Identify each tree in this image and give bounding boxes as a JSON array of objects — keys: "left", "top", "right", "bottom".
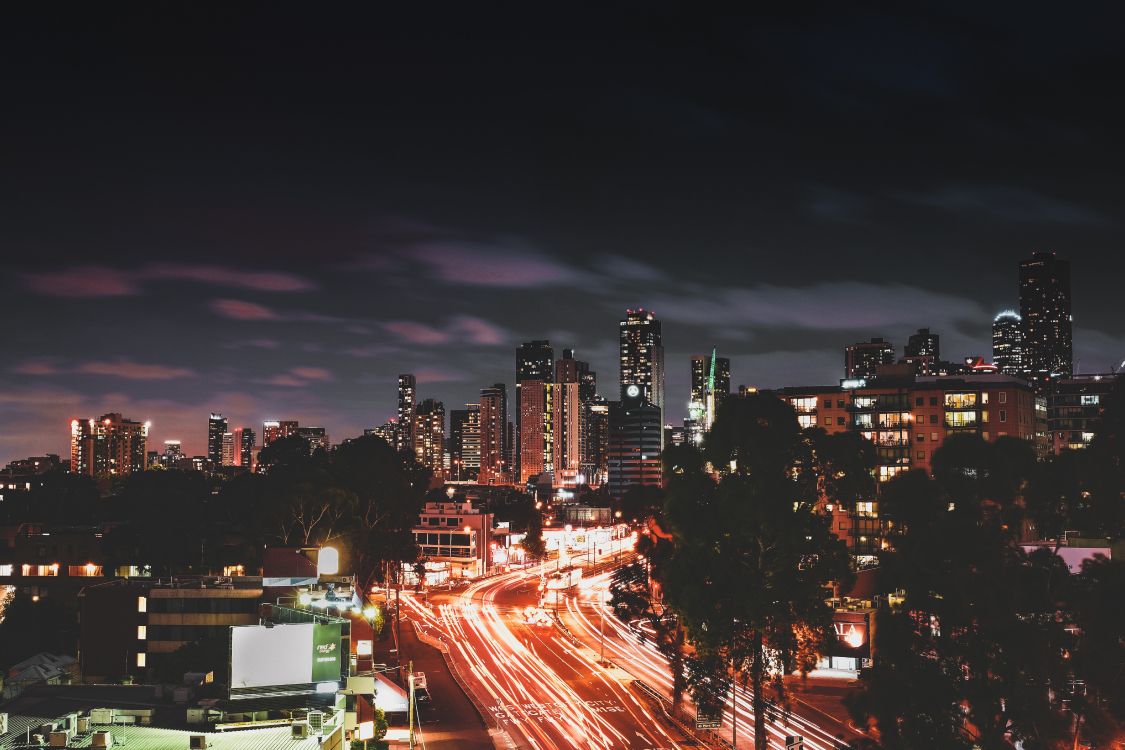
[
  {"left": 1070, "top": 557, "right": 1125, "bottom": 741},
  {"left": 618, "top": 484, "right": 664, "bottom": 524},
  {"left": 349, "top": 706, "right": 389, "bottom": 749},
  {"left": 0, "top": 593, "right": 77, "bottom": 670},
  {"left": 658, "top": 394, "right": 853, "bottom": 750}
]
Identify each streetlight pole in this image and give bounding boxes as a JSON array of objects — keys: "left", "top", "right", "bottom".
[
  {"left": 408, "top": 659, "right": 415, "bottom": 750},
  {"left": 599, "top": 589, "right": 606, "bottom": 664}
]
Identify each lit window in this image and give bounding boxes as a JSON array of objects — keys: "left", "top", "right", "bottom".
[
  {"left": 1081, "top": 395, "right": 1100, "bottom": 406},
  {"left": 136, "top": 652, "right": 146, "bottom": 668},
  {"left": 137, "top": 625, "right": 147, "bottom": 640},
  {"left": 944, "top": 392, "right": 977, "bottom": 409},
  {"left": 0, "top": 564, "right": 12, "bottom": 577},
  {"left": 137, "top": 596, "right": 147, "bottom": 613}
]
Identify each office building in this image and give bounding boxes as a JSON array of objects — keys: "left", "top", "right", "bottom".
[
  {"left": 904, "top": 328, "right": 940, "bottom": 360},
  {"left": 619, "top": 309, "right": 665, "bottom": 412},
  {"left": 397, "top": 374, "right": 417, "bottom": 454},
  {"left": 1047, "top": 374, "right": 1119, "bottom": 453},
  {"left": 262, "top": 419, "right": 298, "bottom": 446},
  {"left": 844, "top": 338, "right": 896, "bottom": 378},
  {"left": 478, "top": 383, "right": 509, "bottom": 485},
  {"left": 688, "top": 349, "right": 730, "bottom": 442},
  {"left": 1020, "top": 251, "right": 1073, "bottom": 392},
  {"left": 583, "top": 398, "right": 610, "bottom": 486},
  {"left": 607, "top": 393, "right": 662, "bottom": 499},
  {"left": 450, "top": 404, "right": 481, "bottom": 481},
  {"left": 516, "top": 340, "right": 554, "bottom": 484},
  {"left": 297, "top": 426, "right": 330, "bottom": 453},
  {"left": 413, "top": 399, "right": 445, "bottom": 474},
  {"left": 70, "top": 413, "right": 149, "bottom": 478},
  {"left": 207, "top": 413, "right": 227, "bottom": 465},
  {"left": 412, "top": 500, "right": 494, "bottom": 580},
  {"left": 992, "top": 311, "right": 1024, "bottom": 378}
]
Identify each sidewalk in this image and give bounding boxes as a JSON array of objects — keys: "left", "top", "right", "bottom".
[{"left": 376, "top": 616, "right": 494, "bottom": 750}]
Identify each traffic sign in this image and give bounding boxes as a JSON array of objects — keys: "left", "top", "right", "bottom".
[{"left": 695, "top": 715, "right": 722, "bottom": 730}]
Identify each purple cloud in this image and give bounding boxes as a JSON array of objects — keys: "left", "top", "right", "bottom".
[
  {"left": 452, "top": 315, "right": 507, "bottom": 345},
  {"left": 408, "top": 242, "right": 585, "bottom": 287},
  {"left": 383, "top": 321, "right": 451, "bottom": 345},
  {"left": 383, "top": 315, "right": 507, "bottom": 347},
  {"left": 12, "top": 360, "right": 61, "bottom": 375},
  {"left": 24, "top": 263, "right": 314, "bottom": 298},
  {"left": 210, "top": 299, "right": 279, "bottom": 320},
  {"left": 77, "top": 359, "right": 195, "bottom": 380},
  {"left": 415, "top": 367, "right": 468, "bottom": 384},
  {"left": 259, "top": 366, "right": 334, "bottom": 387}
]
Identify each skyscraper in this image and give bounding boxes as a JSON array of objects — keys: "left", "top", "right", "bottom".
[
  {"left": 71, "top": 413, "right": 149, "bottom": 478},
  {"left": 1019, "top": 251, "right": 1073, "bottom": 392},
  {"left": 478, "top": 383, "right": 508, "bottom": 485},
  {"left": 844, "top": 338, "right": 895, "bottom": 378},
  {"left": 397, "top": 374, "right": 417, "bottom": 454},
  {"left": 904, "top": 328, "right": 940, "bottom": 360},
  {"left": 413, "top": 398, "right": 445, "bottom": 475},
  {"left": 207, "top": 413, "right": 227, "bottom": 465},
  {"left": 619, "top": 309, "right": 665, "bottom": 411},
  {"left": 992, "top": 311, "right": 1024, "bottom": 377},
  {"left": 551, "top": 355, "right": 582, "bottom": 486},
  {"left": 234, "top": 427, "right": 255, "bottom": 468},
  {"left": 607, "top": 393, "right": 662, "bottom": 500},
  {"left": 516, "top": 340, "right": 553, "bottom": 484},
  {"left": 450, "top": 404, "right": 481, "bottom": 481},
  {"left": 689, "top": 349, "right": 731, "bottom": 440}
]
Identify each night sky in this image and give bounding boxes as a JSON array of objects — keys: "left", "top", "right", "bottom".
[{"left": 3, "top": 4, "right": 1124, "bottom": 463}]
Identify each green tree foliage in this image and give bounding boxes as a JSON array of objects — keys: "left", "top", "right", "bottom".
[
  {"left": 850, "top": 434, "right": 1074, "bottom": 750},
  {"left": 618, "top": 484, "right": 664, "bottom": 524},
  {"left": 657, "top": 394, "right": 853, "bottom": 750}
]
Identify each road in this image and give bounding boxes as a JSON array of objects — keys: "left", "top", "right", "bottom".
[
  {"left": 562, "top": 569, "right": 869, "bottom": 750},
  {"left": 400, "top": 568, "right": 685, "bottom": 750}
]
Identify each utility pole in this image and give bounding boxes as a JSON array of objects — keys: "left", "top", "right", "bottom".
[
  {"left": 599, "top": 589, "right": 606, "bottom": 664},
  {"left": 408, "top": 659, "right": 415, "bottom": 750},
  {"left": 731, "top": 680, "right": 737, "bottom": 749}
]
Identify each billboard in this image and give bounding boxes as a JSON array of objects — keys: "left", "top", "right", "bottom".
[{"left": 230, "top": 622, "right": 343, "bottom": 695}]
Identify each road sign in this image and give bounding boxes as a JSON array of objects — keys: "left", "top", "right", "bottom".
[
  {"left": 786, "top": 735, "right": 804, "bottom": 750},
  {"left": 695, "top": 715, "right": 722, "bottom": 730}
]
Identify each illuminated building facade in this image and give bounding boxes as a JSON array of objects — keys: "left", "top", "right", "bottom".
[
  {"left": 1020, "top": 251, "right": 1073, "bottom": 393},
  {"left": 413, "top": 399, "right": 445, "bottom": 474},
  {"left": 619, "top": 309, "right": 665, "bottom": 416},
  {"left": 687, "top": 349, "right": 730, "bottom": 443},
  {"left": 607, "top": 392, "right": 662, "bottom": 499},
  {"left": 397, "top": 373, "right": 417, "bottom": 454},
  {"left": 516, "top": 340, "right": 553, "bottom": 484},
  {"left": 206, "top": 413, "right": 226, "bottom": 466},
  {"left": 992, "top": 311, "right": 1024, "bottom": 377},
  {"left": 478, "top": 383, "right": 508, "bottom": 485},
  {"left": 70, "top": 412, "right": 149, "bottom": 478},
  {"left": 1047, "top": 374, "right": 1118, "bottom": 453},
  {"left": 297, "top": 426, "right": 330, "bottom": 453},
  {"left": 844, "top": 338, "right": 895, "bottom": 378},
  {"left": 262, "top": 419, "right": 298, "bottom": 446},
  {"left": 776, "top": 372, "right": 1040, "bottom": 557},
  {"left": 412, "top": 500, "right": 494, "bottom": 579},
  {"left": 583, "top": 398, "right": 610, "bottom": 486},
  {"left": 450, "top": 404, "right": 481, "bottom": 481}
]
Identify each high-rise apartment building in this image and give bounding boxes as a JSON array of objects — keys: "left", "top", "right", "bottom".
[
  {"left": 207, "top": 413, "right": 227, "bottom": 465},
  {"left": 584, "top": 398, "right": 610, "bottom": 486},
  {"left": 619, "top": 309, "right": 665, "bottom": 411},
  {"left": 221, "top": 431, "right": 236, "bottom": 466},
  {"left": 992, "top": 311, "right": 1024, "bottom": 377},
  {"left": 70, "top": 413, "right": 149, "bottom": 478},
  {"left": 1019, "top": 251, "right": 1073, "bottom": 392},
  {"left": 478, "top": 383, "right": 508, "bottom": 485},
  {"left": 688, "top": 349, "right": 731, "bottom": 442},
  {"left": 516, "top": 341, "right": 554, "bottom": 484},
  {"left": 450, "top": 405, "right": 481, "bottom": 481},
  {"left": 296, "top": 426, "right": 330, "bottom": 453},
  {"left": 397, "top": 374, "right": 418, "bottom": 454},
  {"left": 413, "top": 399, "right": 445, "bottom": 475},
  {"left": 904, "top": 328, "right": 940, "bottom": 360},
  {"left": 235, "top": 427, "right": 255, "bottom": 468},
  {"left": 844, "top": 338, "right": 896, "bottom": 378},
  {"left": 607, "top": 393, "right": 662, "bottom": 500},
  {"left": 262, "top": 419, "right": 298, "bottom": 447}
]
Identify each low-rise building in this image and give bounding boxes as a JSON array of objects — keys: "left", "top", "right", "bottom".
[
  {"left": 1046, "top": 373, "right": 1119, "bottom": 453},
  {"left": 411, "top": 500, "right": 493, "bottom": 580}
]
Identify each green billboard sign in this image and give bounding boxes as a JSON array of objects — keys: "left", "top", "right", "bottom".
[{"left": 311, "top": 622, "right": 342, "bottom": 682}]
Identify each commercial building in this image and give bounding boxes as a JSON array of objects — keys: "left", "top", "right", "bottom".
[
  {"left": 904, "top": 328, "right": 939, "bottom": 360},
  {"left": 478, "top": 383, "right": 509, "bottom": 485},
  {"left": 1019, "top": 251, "right": 1073, "bottom": 393},
  {"left": 583, "top": 399, "right": 610, "bottom": 487},
  {"left": 844, "top": 338, "right": 895, "bottom": 378},
  {"left": 516, "top": 340, "right": 554, "bottom": 484},
  {"left": 619, "top": 309, "right": 665, "bottom": 418},
  {"left": 262, "top": 419, "right": 298, "bottom": 447},
  {"left": 687, "top": 349, "right": 730, "bottom": 443},
  {"left": 449, "top": 404, "right": 481, "bottom": 481},
  {"left": 775, "top": 371, "right": 1041, "bottom": 557},
  {"left": 396, "top": 373, "right": 417, "bottom": 454},
  {"left": 412, "top": 399, "right": 445, "bottom": 474},
  {"left": 296, "top": 426, "right": 330, "bottom": 454},
  {"left": 411, "top": 500, "right": 494, "bottom": 579},
  {"left": 207, "top": 414, "right": 227, "bottom": 466},
  {"left": 992, "top": 311, "right": 1024, "bottom": 377},
  {"left": 607, "top": 393, "right": 662, "bottom": 499},
  {"left": 70, "top": 413, "right": 149, "bottom": 478},
  {"left": 1047, "top": 374, "right": 1119, "bottom": 453}
]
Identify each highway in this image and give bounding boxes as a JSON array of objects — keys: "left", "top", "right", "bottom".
[
  {"left": 563, "top": 569, "right": 866, "bottom": 750},
  {"left": 400, "top": 568, "right": 685, "bottom": 750}
]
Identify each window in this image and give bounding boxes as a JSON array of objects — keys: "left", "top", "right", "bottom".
[
  {"left": 837, "top": 400, "right": 846, "bottom": 408},
  {"left": 136, "top": 653, "right": 146, "bottom": 668},
  {"left": 944, "top": 392, "right": 977, "bottom": 409},
  {"left": 824, "top": 417, "right": 832, "bottom": 426},
  {"left": 797, "top": 415, "right": 815, "bottom": 428},
  {"left": 916, "top": 434, "right": 925, "bottom": 442},
  {"left": 0, "top": 564, "right": 12, "bottom": 576},
  {"left": 1081, "top": 395, "right": 1100, "bottom": 406},
  {"left": 931, "top": 432, "right": 939, "bottom": 441},
  {"left": 856, "top": 501, "right": 875, "bottom": 517},
  {"left": 929, "top": 414, "right": 938, "bottom": 424},
  {"left": 837, "top": 416, "right": 846, "bottom": 425},
  {"left": 137, "top": 596, "right": 147, "bottom": 613},
  {"left": 878, "top": 466, "right": 906, "bottom": 482},
  {"left": 929, "top": 397, "right": 938, "bottom": 406},
  {"left": 22, "top": 564, "right": 59, "bottom": 576},
  {"left": 999, "top": 410, "right": 1007, "bottom": 423},
  {"left": 791, "top": 397, "right": 816, "bottom": 414},
  {"left": 68, "top": 564, "right": 103, "bottom": 577},
  {"left": 945, "top": 411, "right": 979, "bottom": 428},
  {"left": 916, "top": 397, "right": 924, "bottom": 406},
  {"left": 853, "top": 413, "right": 873, "bottom": 428},
  {"left": 999, "top": 392, "right": 1008, "bottom": 404},
  {"left": 137, "top": 626, "right": 147, "bottom": 640},
  {"left": 824, "top": 399, "right": 832, "bottom": 408},
  {"left": 917, "top": 451, "right": 926, "bottom": 460}
]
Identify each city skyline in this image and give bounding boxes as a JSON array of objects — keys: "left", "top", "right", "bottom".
[{"left": 4, "top": 5, "right": 1125, "bottom": 463}]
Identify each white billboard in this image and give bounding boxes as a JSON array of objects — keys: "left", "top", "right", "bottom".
[{"left": 230, "top": 623, "right": 315, "bottom": 689}]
